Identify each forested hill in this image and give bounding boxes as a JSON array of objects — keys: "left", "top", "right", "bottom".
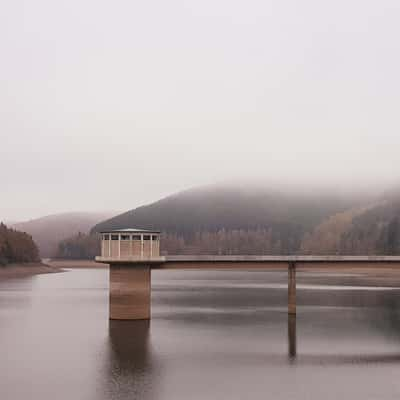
[
  {"left": 338, "top": 195, "right": 400, "bottom": 255},
  {"left": 91, "top": 185, "right": 364, "bottom": 255},
  {"left": 297, "top": 187, "right": 400, "bottom": 255},
  {"left": 0, "top": 223, "right": 40, "bottom": 265}
]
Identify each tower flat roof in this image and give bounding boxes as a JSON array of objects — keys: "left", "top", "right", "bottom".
[{"left": 100, "top": 228, "right": 161, "bottom": 234}]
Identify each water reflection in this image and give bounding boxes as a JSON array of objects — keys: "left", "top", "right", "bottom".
[
  {"left": 295, "top": 352, "right": 400, "bottom": 365},
  {"left": 3, "top": 268, "right": 400, "bottom": 400},
  {"left": 286, "top": 293, "right": 400, "bottom": 361},
  {"left": 379, "top": 295, "right": 400, "bottom": 339},
  {"left": 105, "top": 320, "right": 158, "bottom": 400},
  {"left": 0, "top": 275, "right": 35, "bottom": 313},
  {"left": 288, "top": 314, "right": 296, "bottom": 360}
]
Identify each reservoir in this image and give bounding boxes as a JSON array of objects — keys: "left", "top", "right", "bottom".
[{"left": 1, "top": 268, "right": 400, "bottom": 399}]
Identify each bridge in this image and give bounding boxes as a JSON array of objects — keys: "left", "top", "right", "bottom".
[
  {"left": 96, "top": 229, "right": 400, "bottom": 357},
  {"left": 96, "top": 228, "right": 400, "bottom": 320},
  {"left": 95, "top": 230, "right": 400, "bottom": 322},
  {"left": 96, "top": 252, "right": 400, "bottom": 319},
  {"left": 96, "top": 228, "right": 400, "bottom": 358}
]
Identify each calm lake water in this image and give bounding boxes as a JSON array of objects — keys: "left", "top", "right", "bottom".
[{"left": 2, "top": 268, "right": 400, "bottom": 399}]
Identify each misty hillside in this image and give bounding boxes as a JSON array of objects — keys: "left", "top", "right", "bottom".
[
  {"left": 300, "top": 188, "right": 400, "bottom": 255},
  {"left": 92, "top": 185, "right": 367, "bottom": 254},
  {"left": 339, "top": 196, "right": 400, "bottom": 255},
  {"left": 13, "top": 212, "right": 117, "bottom": 257}
]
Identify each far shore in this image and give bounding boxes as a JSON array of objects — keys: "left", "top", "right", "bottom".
[
  {"left": 43, "top": 259, "right": 400, "bottom": 287},
  {"left": 44, "top": 259, "right": 107, "bottom": 269},
  {"left": 2, "top": 259, "right": 400, "bottom": 288},
  {"left": 0, "top": 263, "right": 64, "bottom": 281},
  {"left": 0, "top": 259, "right": 105, "bottom": 282}
]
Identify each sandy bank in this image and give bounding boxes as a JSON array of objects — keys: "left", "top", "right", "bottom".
[
  {"left": 0, "top": 263, "right": 63, "bottom": 281},
  {"left": 45, "top": 259, "right": 107, "bottom": 269}
]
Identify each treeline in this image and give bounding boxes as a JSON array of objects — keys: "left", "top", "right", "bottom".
[
  {"left": 57, "top": 214, "right": 400, "bottom": 259},
  {"left": 56, "top": 232, "right": 100, "bottom": 259},
  {"left": 0, "top": 223, "right": 40, "bottom": 265},
  {"left": 56, "top": 192, "right": 400, "bottom": 258},
  {"left": 55, "top": 228, "right": 312, "bottom": 258},
  {"left": 162, "top": 229, "right": 299, "bottom": 255},
  {"left": 55, "top": 218, "right": 400, "bottom": 259}
]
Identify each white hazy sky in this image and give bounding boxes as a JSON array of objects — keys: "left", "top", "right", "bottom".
[{"left": 1, "top": 0, "right": 400, "bottom": 221}]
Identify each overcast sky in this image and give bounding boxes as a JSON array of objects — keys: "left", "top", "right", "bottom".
[{"left": 1, "top": 0, "right": 400, "bottom": 221}]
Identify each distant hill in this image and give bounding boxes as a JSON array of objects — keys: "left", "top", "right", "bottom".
[
  {"left": 13, "top": 212, "right": 117, "bottom": 257},
  {"left": 92, "top": 184, "right": 367, "bottom": 255}
]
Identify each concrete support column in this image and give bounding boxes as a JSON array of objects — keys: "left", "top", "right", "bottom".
[
  {"left": 109, "top": 264, "right": 151, "bottom": 320},
  {"left": 118, "top": 235, "right": 121, "bottom": 259},
  {"left": 288, "top": 261, "right": 296, "bottom": 315}
]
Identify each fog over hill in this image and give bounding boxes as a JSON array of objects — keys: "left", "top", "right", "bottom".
[
  {"left": 92, "top": 184, "right": 376, "bottom": 255},
  {"left": 13, "top": 212, "right": 117, "bottom": 257}
]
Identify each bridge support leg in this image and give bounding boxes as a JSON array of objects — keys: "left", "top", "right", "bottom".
[
  {"left": 288, "top": 261, "right": 296, "bottom": 315},
  {"left": 109, "top": 264, "right": 151, "bottom": 320}
]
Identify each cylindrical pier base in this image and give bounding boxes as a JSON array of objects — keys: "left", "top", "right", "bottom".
[
  {"left": 109, "top": 264, "right": 151, "bottom": 320},
  {"left": 288, "top": 262, "right": 296, "bottom": 315}
]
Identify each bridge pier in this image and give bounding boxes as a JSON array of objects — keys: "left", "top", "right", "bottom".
[
  {"left": 288, "top": 262, "right": 296, "bottom": 315},
  {"left": 108, "top": 261, "right": 297, "bottom": 320},
  {"left": 109, "top": 264, "right": 151, "bottom": 320}
]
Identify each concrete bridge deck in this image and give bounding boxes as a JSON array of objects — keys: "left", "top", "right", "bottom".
[{"left": 96, "top": 255, "right": 400, "bottom": 266}]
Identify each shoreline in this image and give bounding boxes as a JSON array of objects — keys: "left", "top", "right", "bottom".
[
  {"left": 0, "top": 263, "right": 64, "bottom": 281},
  {"left": 1, "top": 260, "right": 400, "bottom": 288},
  {"left": 44, "top": 259, "right": 107, "bottom": 269},
  {"left": 9, "top": 259, "right": 400, "bottom": 288}
]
